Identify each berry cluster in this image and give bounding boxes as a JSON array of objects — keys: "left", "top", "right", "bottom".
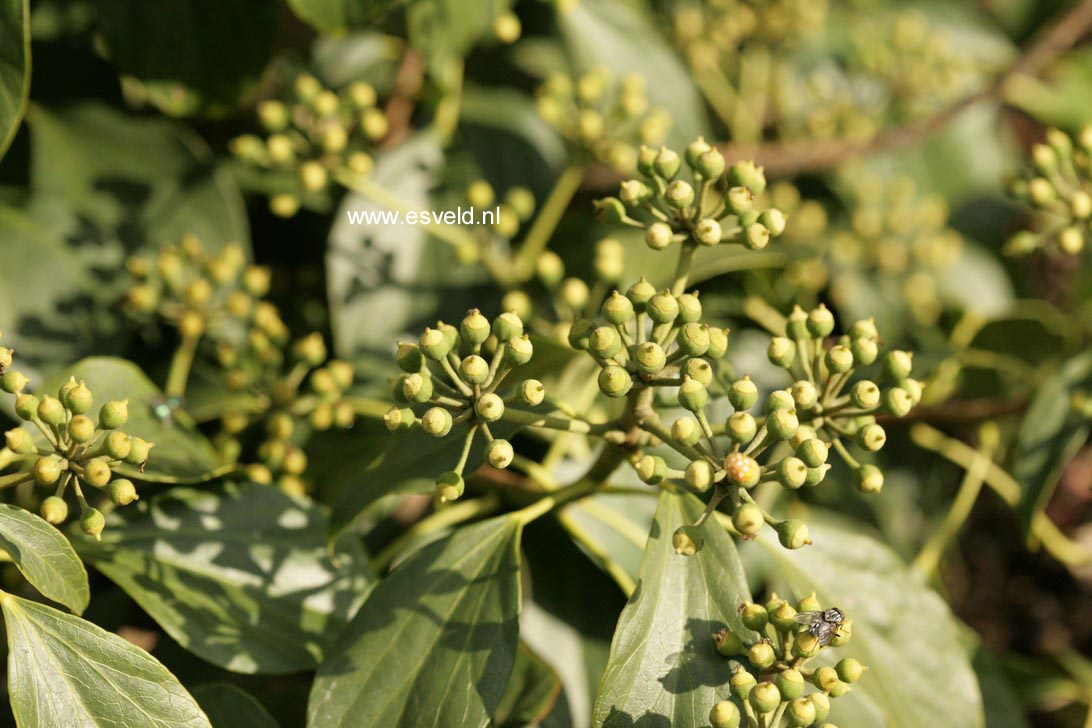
[
  {"left": 597, "top": 139, "right": 786, "bottom": 255},
  {"left": 386, "top": 310, "right": 545, "bottom": 502},
  {"left": 708, "top": 594, "right": 865, "bottom": 728},
  {"left": 1007, "top": 126, "right": 1092, "bottom": 257},
  {"left": 229, "top": 71, "right": 385, "bottom": 217},
  {"left": 1, "top": 339, "right": 146, "bottom": 539},
  {"left": 536, "top": 68, "right": 672, "bottom": 172}
]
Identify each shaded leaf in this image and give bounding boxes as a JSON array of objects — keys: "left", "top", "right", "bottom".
[
  {"left": 308, "top": 515, "right": 522, "bottom": 728},
  {"left": 192, "top": 683, "right": 278, "bottom": 728},
  {"left": 750, "top": 516, "right": 984, "bottom": 728},
  {"left": 43, "top": 357, "right": 228, "bottom": 483},
  {"left": 494, "top": 642, "right": 563, "bottom": 727},
  {"left": 0, "top": 0, "right": 29, "bottom": 159},
  {"left": 592, "top": 491, "right": 754, "bottom": 727},
  {"left": 557, "top": 491, "right": 656, "bottom": 595},
  {"left": 1013, "top": 351, "right": 1092, "bottom": 538},
  {"left": 77, "top": 482, "right": 375, "bottom": 674},
  {"left": 2, "top": 593, "right": 211, "bottom": 727},
  {"left": 287, "top": 0, "right": 396, "bottom": 34},
  {"left": 0, "top": 504, "right": 88, "bottom": 614},
  {"left": 406, "top": 0, "right": 509, "bottom": 78}
]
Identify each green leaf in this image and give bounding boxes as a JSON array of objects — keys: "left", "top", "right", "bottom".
[
  {"left": 1013, "top": 351, "right": 1092, "bottom": 538},
  {"left": 557, "top": 491, "right": 655, "bottom": 595},
  {"left": 749, "top": 516, "right": 985, "bottom": 728},
  {"left": 0, "top": 504, "right": 88, "bottom": 615},
  {"left": 557, "top": 0, "right": 710, "bottom": 150},
  {"left": 0, "top": 0, "right": 29, "bottom": 159},
  {"left": 42, "top": 357, "right": 228, "bottom": 483},
  {"left": 494, "top": 642, "right": 563, "bottom": 727},
  {"left": 77, "top": 482, "right": 375, "bottom": 675},
  {"left": 308, "top": 515, "right": 522, "bottom": 728},
  {"left": 287, "top": 0, "right": 396, "bottom": 34},
  {"left": 406, "top": 0, "right": 510, "bottom": 77},
  {"left": 192, "top": 684, "right": 277, "bottom": 728},
  {"left": 326, "top": 133, "right": 487, "bottom": 367},
  {"left": 2, "top": 593, "right": 211, "bottom": 727},
  {"left": 592, "top": 491, "right": 755, "bottom": 727},
  {"left": 28, "top": 103, "right": 250, "bottom": 251},
  {"left": 94, "top": 0, "right": 274, "bottom": 117}
]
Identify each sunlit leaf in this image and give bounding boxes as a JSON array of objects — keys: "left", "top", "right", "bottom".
[
  {"left": 0, "top": 0, "right": 29, "bottom": 159},
  {"left": 0, "top": 504, "right": 89, "bottom": 614}
]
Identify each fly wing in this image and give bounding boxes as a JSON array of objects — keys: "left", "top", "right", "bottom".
[{"left": 793, "top": 611, "right": 821, "bottom": 626}]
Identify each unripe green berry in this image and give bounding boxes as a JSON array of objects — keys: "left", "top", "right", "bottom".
[
  {"left": 402, "top": 373, "right": 434, "bottom": 404},
  {"left": 900, "top": 377, "right": 923, "bottom": 406},
  {"left": 851, "top": 381, "right": 881, "bottom": 410},
  {"left": 14, "top": 394, "right": 39, "bottom": 421},
  {"left": 4, "top": 428, "right": 34, "bottom": 454},
  {"left": 593, "top": 197, "right": 627, "bottom": 224},
  {"left": 647, "top": 291, "right": 679, "bottom": 324},
  {"left": 635, "top": 455, "right": 667, "bottom": 485},
  {"left": 851, "top": 337, "right": 879, "bottom": 366},
  {"left": 677, "top": 323, "right": 710, "bottom": 357},
  {"left": 108, "top": 479, "right": 139, "bottom": 506},
  {"left": 850, "top": 318, "right": 879, "bottom": 341},
  {"left": 883, "top": 350, "right": 914, "bottom": 380},
  {"left": 644, "top": 222, "right": 673, "bottom": 250},
  {"left": 40, "top": 496, "right": 68, "bottom": 525},
  {"left": 856, "top": 423, "right": 887, "bottom": 452},
  {"left": 67, "top": 415, "right": 96, "bottom": 444},
  {"left": 475, "top": 393, "right": 505, "bottom": 422},
  {"left": 460, "top": 355, "right": 490, "bottom": 385},
  {"left": 776, "top": 519, "right": 811, "bottom": 549},
  {"left": 809, "top": 692, "right": 831, "bottom": 722},
  {"left": 725, "top": 186, "right": 754, "bottom": 215},
  {"left": 125, "top": 437, "right": 153, "bottom": 466},
  {"left": 709, "top": 700, "right": 740, "bottom": 728},
  {"left": 421, "top": 407, "right": 454, "bottom": 437},
  {"left": 665, "top": 180, "right": 694, "bottom": 209},
  {"left": 677, "top": 377, "right": 708, "bottom": 412},
  {"left": 749, "top": 681, "right": 780, "bottom": 714},
  {"left": 767, "top": 409, "right": 799, "bottom": 440},
  {"left": 80, "top": 508, "right": 106, "bottom": 540},
  {"left": 684, "top": 358, "right": 713, "bottom": 386},
  {"left": 620, "top": 179, "right": 651, "bottom": 207},
  {"left": 1, "top": 370, "right": 28, "bottom": 393},
  {"left": 759, "top": 208, "right": 787, "bottom": 237},
  {"left": 825, "top": 345, "right": 854, "bottom": 374},
  {"left": 84, "top": 457, "right": 112, "bottom": 487},
  {"left": 536, "top": 252, "right": 564, "bottom": 287},
  {"left": 796, "top": 439, "right": 828, "bottom": 467},
  {"left": 713, "top": 627, "right": 744, "bottom": 657},
  {"left": 684, "top": 460, "right": 714, "bottom": 492},
  {"left": 740, "top": 602, "right": 768, "bottom": 631},
  {"left": 695, "top": 147, "right": 726, "bottom": 178},
  {"left": 856, "top": 464, "right": 884, "bottom": 494},
  {"left": 777, "top": 669, "right": 806, "bottom": 701},
  {"left": 707, "top": 328, "right": 729, "bottom": 359},
  {"left": 733, "top": 503, "right": 765, "bottom": 535},
  {"left": 435, "top": 471, "right": 464, "bottom": 503},
  {"left": 807, "top": 304, "right": 835, "bottom": 338},
  {"left": 487, "top": 439, "right": 515, "bottom": 469},
  {"left": 505, "top": 335, "right": 534, "bottom": 366},
  {"left": 654, "top": 147, "right": 681, "bottom": 178},
  {"left": 567, "top": 319, "right": 595, "bottom": 350},
  {"left": 786, "top": 698, "right": 817, "bottom": 727},
  {"left": 777, "top": 457, "right": 808, "bottom": 489},
  {"left": 767, "top": 337, "right": 796, "bottom": 368},
  {"left": 747, "top": 640, "right": 777, "bottom": 670},
  {"left": 786, "top": 306, "right": 808, "bottom": 340},
  {"left": 38, "top": 396, "right": 66, "bottom": 428},
  {"left": 492, "top": 312, "right": 524, "bottom": 342},
  {"left": 395, "top": 343, "right": 425, "bottom": 373},
  {"left": 726, "top": 412, "right": 758, "bottom": 444},
  {"left": 694, "top": 218, "right": 722, "bottom": 246},
  {"left": 34, "top": 456, "right": 63, "bottom": 485},
  {"left": 590, "top": 327, "right": 623, "bottom": 359},
  {"left": 672, "top": 525, "right": 704, "bottom": 555},
  {"left": 598, "top": 365, "right": 632, "bottom": 398},
  {"left": 790, "top": 425, "right": 818, "bottom": 449},
  {"left": 791, "top": 380, "right": 818, "bottom": 410},
  {"left": 729, "top": 377, "right": 758, "bottom": 410},
  {"left": 730, "top": 667, "right": 757, "bottom": 700},
  {"left": 99, "top": 400, "right": 129, "bottom": 430},
  {"left": 677, "top": 293, "right": 702, "bottom": 323},
  {"left": 836, "top": 657, "right": 867, "bottom": 684},
  {"left": 685, "top": 137, "right": 712, "bottom": 167},
  {"left": 882, "top": 387, "right": 913, "bottom": 417},
  {"left": 384, "top": 406, "right": 416, "bottom": 433},
  {"left": 461, "top": 309, "right": 491, "bottom": 346},
  {"left": 626, "top": 277, "right": 656, "bottom": 310},
  {"left": 806, "top": 464, "right": 831, "bottom": 486},
  {"left": 672, "top": 417, "right": 701, "bottom": 446},
  {"left": 602, "top": 291, "right": 635, "bottom": 324},
  {"left": 64, "top": 380, "right": 93, "bottom": 415},
  {"left": 635, "top": 342, "right": 667, "bottom": 375},
  {"left": 419, "top": 327, "right": 452, "bottom": 360},
  {"left": 744, "top": 223, "right": 770, "bottom": 250},
  {"left": 728, "top": 161, "right": 766, "bottom": 195},
  {"left": 519, "top": 379, "right": 545, "bottom": 406}
]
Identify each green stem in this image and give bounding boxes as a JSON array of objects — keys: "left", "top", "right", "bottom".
[
  {"left": 830, "top": 437, "right": 861, "bottom": 470},
  {"left": 909, "top": 423, "right": 1020, "bottom": 506},
  {"left": 0, "top": 471, "right": 32, "bottom": 489},
  {"left": 671, "top": 242, "right": 698, "bottom": 296},
  {"left": 165, "top": 333, "right": 201, "bottom": 398},
  {"left": 513, "top": 164, "right": 586, "bottom": 280},
  {"left": 433, "top": 57, "right": 464, "bottom": 144},
  {"left": 346, "top": 397, "right": 392, "bottom": 419},
  {"left": 501, "top": 407, "right": 611, "bottom": 435},
  {"left": 767, "top": 702, "right": 788, "bottom": 728},
  {"left": 373, "top": 494, "right": 500, "bottom": 571},
  {"left": 512, "top": 446, "right": 625, "bottom": 526}
]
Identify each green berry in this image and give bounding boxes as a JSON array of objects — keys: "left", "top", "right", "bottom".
[
  {"left": 598, "top": 365, "right": 633, "bottom": 398},
  {"left": 809, "top": 693, "right": 831, "bottom": 722},
  {"left": 677, "top": 293, "right": 702, "bottom": 322},
  {"left": 786, "top": 698, "right": 817, "bottom": 727},
  {"left": 492, "top": 312, "right": 524, "bottom": 342},
  {"left": 626, "top": 277, "right": 657, "bottom": 311},
  {"left": 0, "top": 370, "right": 29, "bottom": 393},
  {"left": 567, "top": 319, "right": 595, "bottom": 350},
  {"left": 67, "top": 415, "right": 96, "bottom": 444},
  {"left": 505, "top": 335, "right": 534, "bottom": 366},
  {"left": 776, "top": 519, "right": 811, "bottom": 549},
  {"left": 38, "top": 396, "right": 66, "bottom": 428},
  {"left": 851, "top": 337, "right": 879, "bottom": 366},
  {"left": 851, "top": 380, "right": 881, "bottom": 410},
  {"left": 460, "top": 355, "right": 490, "bottom": 385},
  {"left": 740, "top": 602, "right": 768, "bottom": 631},
  {"left": 4, "top": 428, "right": 34, "bottom": 454},
  {"left": 836, "top": 658, "right": 867, "bottom": 683},
  {"left": 730, "top": 667, "right": 757, "bottom": 700},
  {"left": 124, "top": 437, "right": 153, "bottom": 466},
  {"left": 460, "top": 309, "right": 491, "bottom": 346},
  {"left": 694, "top": 218, "right": 722, "bottom": 245},
  {"left": 107, "top": 479, "right": 139, "bottom": 506},
  {"left": 777, "top": 669, "right": 806, "bottom": 701},
  {"left": 519, "top": 379, "right": 546, "bottom": 406},
  {"left": 777, "top": 457, "right": 808, "bottom": 489},
  {"left": 435, "top": 471, "right": 464, "bottom": 502},
  {"left": 883, "top": 350, "right": 914, "bottom": 380},
  {"left": 64, "top": 380, "right": 93, "bottom": 415},
  {"left": 707, "top": 327, "right": 729, "bottom": 358},
  {"left": 791, "top": 380, "right": 818, "bottom": 410},
  {"left": 807, "top": 304, "right": 835, "bottom": 338},
  {"left": 684, "top": 460, "right": 714, "bottom": 492},
  {"left": 635, "top": 342, "right": 667, "bottom": 375},
  {"left": 684, "top": 358, "right": 713, "bottom": 386},
  {"left": 856, "top": 423, "right": 887, "bottom": 451},
  {"left": 856, "top": 464, "right": 884, "bottom": 494},
  {"left": 602, "top": 291, "right": 635, "bottom": 324},
  {"left": 677, "top": 323, "right": 710, "bottom": 357},
  {"left": 421, "top": 407, "right": 454, "bottom": 437},
  {"left": 729, "top": 377, "right": 758, "bottom": 410},
  {"left": 103, "top": 431, "right": 132, "bottom": 460},
  {"left": 486, "top": 439, "right": 514, "bottom": 469},
  {"left": 654, "top": 147, "right": 681, "bottom": 177},
  {"left": 475, "top": 393, "right": 505, "bottom": 422},
  {"left": 709, "top": 701, "right": 740, "bottom": 728},
  {"left": 767, "top": 409, "right": 799, "bottom": 440},
  {"left": 727, "top": 412, "right": 758, "bottom": 443},
  {"left": 84, "top": 458, "right": 112, "bottom": 487},
  {"left": 80, "top": 508, "right": 106, "bottom": 540},
  {"left": 796, "top": 438, "right": 828, "bottom": 467},
  {"left": 384, "top": 406, "right": 416, "bottom": 433},
  {"left": 40, "top": 496, "right": 68, "bottom": 525},
  {"left": 825, "top": 344, "right": 854, "bottom": 374},
  {"left": 733, "top": 503, "right": 765, "bottom": 535},
  {"left": 647, "top": 291, "right": 679, "bottom": 324},
  {"left": 882, "top": 387, "right": 913, "bottom": 417},
  {"left": 635, "top": 455, "right": 667, "bottom": 485},
  {"left": 695, "top": 147, "right": 726, "bottom": 178},
  {"left": 590, "top": 327, "right": 623, "bottom": 359},
  {"left": 768, "top": 337, "right": 796, "bottom": 368},
  {"left": 99, "top": 400, "right": 129, "bottom": 429},
  {"left": 725, "top": 186, "right": 754, "bottom": 215},
  {"left": 672, "top": 417, "right": 701, "bottom": 446},
  {"left": 744, "top": 223, "right": 770, "bottom": 250},
  {"left": 672, "top": 525, "right": 704, "bottom": 555},
  {"left": 644, "top": 222, "right": 673, "bottom": 250},
  {"left": 759, "top": 208, "right": 787, "bottom": 237},
  {"left": 677, "top": 377, "right": 708, "bottom": 412},
  {"left": 665, "top": 180, "right": 694, "bottom": 209},
  {"left": 419, "top": 327, "right": 452, "bottom": 360},
  {"left": 807, "top": 464, "right": 831, "bottom": 486},
  {"left": 748, "top": 681, "right": 780, "bottom": 713},
  {"left": 727, "top": 161, "right": 766, "bottom": 195},
  {"left": 770, "top": 600, "right": 798, "bottom": 630},
  {"left": 14, "top": 394, "right": 39, "bottom": 421},
  {"left": 402, "top": 373, "right": 434, "bottom": 404},
  {"left": 593, "top": 197, "right": 627, "bottom": 224}
]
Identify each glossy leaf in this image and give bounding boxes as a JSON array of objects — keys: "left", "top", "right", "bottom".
[
  {"left": 192, "top": 684, "right": 277, "bottom": 728},
  {"left": 95, "top": 0, "right": 274, "bottom": 117},
  {"left": 750, "top": 516, "right": 984, "bottom": 728},
  {"left": 308, "top": 515, "right": 522, "bottom": 728},
  {"left": 494, "top": 642, "right": 563, "bottom": 727},
  {"left": 287, "top": 0, "right": 396, "bottom": 34},
  {"left": 77, "top": 482, "right": 374, "bottom": 674},
  {"left": 0, "top": 0, "right": 29, "bottom": 159},
  {"left": 2, "top": 593, "right": 211, "bottom": 727},
  {"left": 42, "top": 357, "right": 228, "bottom": 483},
  {"left": 1013, "top": 351, "right": 1092, "bottom": 538},
  {"left": 0, "top": 504, "right": 89, "bottom": 614},
  {"left": 592, "top": 491, "right": 755, "bottom": 727}
]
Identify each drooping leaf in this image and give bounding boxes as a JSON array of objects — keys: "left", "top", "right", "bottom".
[
  {"left": 94, "top": 0, "right": 274, "bottom": 117},
  {"left": 2, "top": 593, "right": 211, "bottom": 727},
  {"left": 493, "top": 642, "right": 563, "bottom": 728},
  {"left": 749, "top": 516, "right": 985, "bottom": 728},
  {"left": 0, "top": 504, "right": 89, "bottom": 614},
  {"left": 192, "top": 683, "right": 278, "bottom": 728},
  {"left": 308, "top": 515, "right": 522, "bottom": 728},
  {"left": 326, "top": 133, "right": 487, "bottom": 368},
  {"left": 42, "top": 357, "right": 228, "bottom": 483},
  {"left": 287, "top": 0, "right": 397, "bottom": 34},
  {"left": 592, "top": 491, "right": 755, "bottom": 727},
  {"left": 557, "top": 0, "right": 710, "bottom": 150},
  {"left": 1012, "top": 351, "right": 1092, "bottom": 540},
  {"left": 0, "top": 0, "right": 29, "bottom": 159},
  {"left": 77, "top": 482, "right": 375, "bottom": 675}
]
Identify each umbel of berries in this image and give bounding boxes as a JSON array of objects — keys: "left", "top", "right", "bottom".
[
  {"left": 385, "top": 309, "right": 546, "bottom": 502},
  {"left": 1, "top": 345, "right": 148, "bottom": 540}
]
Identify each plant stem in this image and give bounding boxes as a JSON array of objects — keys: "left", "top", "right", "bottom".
[
  {"left": 432, "top": 57, "right": 464, "bottom": 144},
  {"left": 512, "top": 446, "right": 625, "bottom": 526},
  {"left": 346, "top": 397, "right": 392, "bottom": 419},
  {"left": 501, "top": 406, "right": 611, "bottom": 435},
  {"left": 165, "top": 333, "right": 201, "bottom": 398},
  {"left": 0, "top": 471, "right": 32, "bottom": 490},
  {"left": 671, "top": 242, "right": 698, "bottom": 296},
  {"left": 513, "top": 163, "right": 585, "bottom": 280},
  {"left": 909, "top": 423, "right": 1020, "bottom": 506},
  {"left": 373, "top": 494, "right": 500, "bottom": 571}
]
